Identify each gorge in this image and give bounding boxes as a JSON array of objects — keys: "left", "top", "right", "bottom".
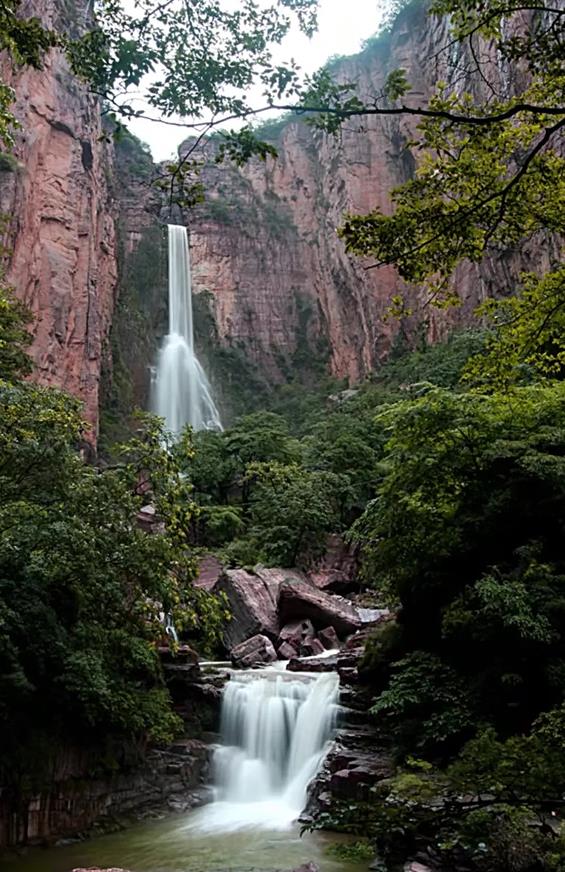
[
  {"left": 0, "top": 0, "right": 536, "bottom": 441},
  {"left": 1, "top": 0, "right": 564, "bottom": 870}
]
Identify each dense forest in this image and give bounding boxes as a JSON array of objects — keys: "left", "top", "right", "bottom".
[{"left": 0, "top": 0, "right": 564, "bottom": 870}]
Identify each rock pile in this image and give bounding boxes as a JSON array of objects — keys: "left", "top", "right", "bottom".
[{"left": 196, "top": 559, "right": 388, "bottom": 668}]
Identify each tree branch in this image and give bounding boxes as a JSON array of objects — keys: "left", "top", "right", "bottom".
[{"left": 362, "top": 117, "right": 565, "bottom": 273}]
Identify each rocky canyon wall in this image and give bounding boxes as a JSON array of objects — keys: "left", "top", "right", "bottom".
[
  {"left": 185, "top": 1, "right": 549, "bottom": 392},
  {"left": 0, "top": 0, "right": 118, "bottom": 439},
  {"left": 0, "top": 1, "right": 551, "bottom": 436}
]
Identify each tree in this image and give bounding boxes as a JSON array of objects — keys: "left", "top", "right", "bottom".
[
  {"left": 463, "top": 266, "right": 565, "bottom": 387},
  {"left": 316, "top": 718, "right": 565, "bottom": 870},
  {"left": 338, "top": 382, "right": 565, "bottom": 869},
  {"left": 246, "top": 461, "right": 341, "bottom": 567},
  {"left": 0, "top": 286, "right": 32, "bottom": 379},
  {"left": 303, "top": 410, "right": 383, "bottom": 525},
  {"left": 0, "top": 383, "right": 225, "bottom": 794}
]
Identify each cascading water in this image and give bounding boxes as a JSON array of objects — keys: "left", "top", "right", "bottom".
[
  {"left": 187, "top": 668, "right": 340, "bottom": 833},
  {"left": 152, "top": 224, "right": 222, "bottom": 435}
]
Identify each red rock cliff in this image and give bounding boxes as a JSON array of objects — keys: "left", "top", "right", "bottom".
[
  {"left": 186, "top": 3, "right": 547, "bottom": 385},
  {"left": 0, "top": 1, "right": 552, "bottom": 434},
  {"left": 0, "top": 0, "right": 117, "bottom": 439}
]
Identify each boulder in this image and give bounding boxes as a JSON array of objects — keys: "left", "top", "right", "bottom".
[
  {"left": 287, "top": 655, "right": 338, "bottom": 673},
  {"left": 317, "top": 626, "right": 339, "bottom": 650},
  {"left": 194, "top": 554, "right": 223, "bottom": 592},
  {"left": 277, "top": 640, "right": 299, "bottom": 660},
  {"left": 309, "top": 534, "right": 359, "bottom": 594},
  {"left": 279, "top": 580, "right": 362, "bottom": 637},
  {"left": 300, "top": 637, "right": 325, "bottom": 657},
  {"left": 219, "top": 566, "right": 312, "bottom": 648},
  {"left": 216, "top": 568, "right": 281, "bottom": 648},
  {"left": 330, "top": 768, "right": 368, "bottom": 798},
  {"left": 404, "top": 864, "right": 435, "bottom": 872},
  {"left": 279, "top": 619, "right": 315, "bottom": 648},
  {"left": 289, "top": 865, "right": 320, "bottom": 872},
  {"left": 357, "top": 607, "right": 390, "bottom": 625},
  {"left": 338, "top": 666, "right": 359, "bottom": 685},
  {"left": 231, "top": 634, "right": 277, "bottom": 668},
  {"left": 72, "top": 869, "right": 132, "bottom": 872},
  {"left": 255, "top": 565, "right": 310, "bottom": 589}
]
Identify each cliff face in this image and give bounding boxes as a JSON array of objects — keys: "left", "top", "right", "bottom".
[
  {"left": 0, "top": 0, "right": 117, "bottom": 439},
  {"left": 185, "top": 3, "right": 541, "bottom": 387},
  {"left": 0, "top": 1, "right": 548, "bottom": 435}
]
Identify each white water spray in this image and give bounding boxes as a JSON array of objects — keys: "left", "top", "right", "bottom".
[
  {"left": 187, "top": 668, "right": 339, "bottom": 833},
  {"left": 152, "top": 224, "right": 222, "bottom": 435}
]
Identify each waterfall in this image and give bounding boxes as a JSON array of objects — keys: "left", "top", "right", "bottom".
[
  {"left": 152, "top": 224, "right": 222, "bottom": 435},
  {"left": 187, "top": 669, "right": 339, "bottom": 833}
]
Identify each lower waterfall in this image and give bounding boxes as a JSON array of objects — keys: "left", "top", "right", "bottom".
[{"left": 188, "top": 668, "right": 339, "bottom": 833}]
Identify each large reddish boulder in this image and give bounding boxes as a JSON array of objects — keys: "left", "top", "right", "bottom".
[
  {"left": 279, "top": 579, "right": 362, "bottom": 637},
  {"left": 217, "top": 568, "right": 280, "bottom": 648},
  {"left": 194, "top": 554, "right": 223, "bottom": 591},
  {"left": 230, "top": 634, "right": 277, "bottom": 668},
  {"left": 309, "top": 534, "right": 359, "bottom": 594},
  {"left": 218, "top": 567, "right": 308, "bottom": 648}
]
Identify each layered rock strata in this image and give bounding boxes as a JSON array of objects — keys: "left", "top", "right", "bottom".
[{"left": 0, "top": 741, "right": 208, "bottom": 849}]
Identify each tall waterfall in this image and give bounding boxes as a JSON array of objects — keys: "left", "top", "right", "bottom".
[
  {"left": 188, "top": 668, "right": 339, "bottom": 833},
  {"left": 152, "top": 224, "right": 222, "bottom": 435}
]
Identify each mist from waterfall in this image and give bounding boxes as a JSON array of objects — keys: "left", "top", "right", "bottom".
[
  {"left": 187, "top": 668, "right": 339, "bottom": 833},
  {"left": 152, "top": 224, "right": 222, "bottom": 435}
]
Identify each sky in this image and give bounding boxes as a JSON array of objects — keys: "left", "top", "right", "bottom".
[{"left": 127, "top": 0, "right": 385, "bottom": 160}]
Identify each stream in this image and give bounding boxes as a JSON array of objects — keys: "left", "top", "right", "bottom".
[
  {"left": 4, "top": 816, "right": 368, "bottom": 872},
  {"left": 5, "top": 663, "right": 366, "bottom": 872}
]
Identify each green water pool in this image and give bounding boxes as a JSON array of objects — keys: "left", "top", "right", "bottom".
[{"left": 2, "top": 813, "right": 369, "bottom": 872}]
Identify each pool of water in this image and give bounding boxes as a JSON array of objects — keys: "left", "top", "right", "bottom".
[{"left": 3, "top": 813, "right": 369, "bottom": 872}]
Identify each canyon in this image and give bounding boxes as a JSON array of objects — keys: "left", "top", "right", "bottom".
[{"left": 0, "top": 0, "right": 539, "bottom": 439}]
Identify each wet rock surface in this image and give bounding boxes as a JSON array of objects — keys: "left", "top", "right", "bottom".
[
  {"left": 279, "top": 579, "right": 362, "bottom": 637},
  {"left": 301, "top": 628, "right": 395, "bottom": 824},
  {"left": 287, "top": 655, "right": 338, "bottom": 673},
  {"left": 231, "top": 633, "right": 277, "bottom": 668},
  {"left": 0, "top": 741, "right": 210, "bottom": 850},
  {"left": 72, "top": 868, "right": 133, "bottom": 872}
]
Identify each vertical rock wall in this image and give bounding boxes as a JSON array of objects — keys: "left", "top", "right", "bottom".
[
  {"left": 0, "top": 0, "right": 555, "bottom": 434},
  {"left": 0, "top": 0, "right": 117, "bottom": 440},
  {"left": 186, "top": 2, "right": 549, "bottom": 385}
]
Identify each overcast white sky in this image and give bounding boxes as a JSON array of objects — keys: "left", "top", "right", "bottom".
[{"left": 127, "top": 0, "right": 385, "bottom": 159}]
